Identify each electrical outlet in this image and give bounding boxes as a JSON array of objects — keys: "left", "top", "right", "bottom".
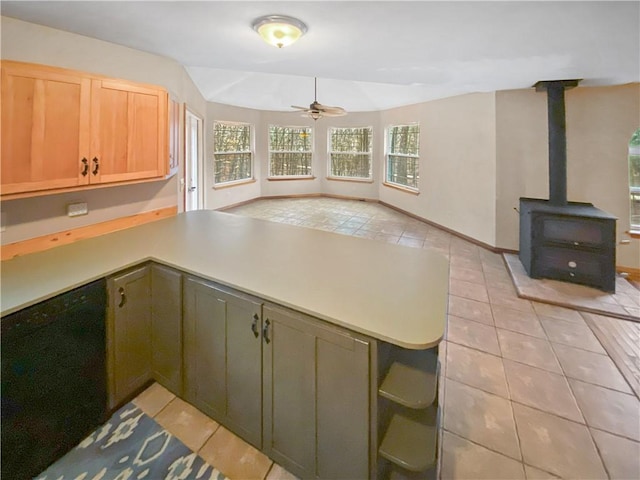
[{"left": 67, "top": 202, "right": 88, "bottom": 217}]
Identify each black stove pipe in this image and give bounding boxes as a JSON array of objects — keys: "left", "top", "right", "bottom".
[{"left": 534, "top": 79, "right": 581, "bottom": 206}]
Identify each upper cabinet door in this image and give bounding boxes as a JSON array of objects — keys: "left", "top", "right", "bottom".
[
  {"left": 1, "top": 62, "right": 91, "bottom": 195},
  {"left": 90, "top": 79, "right": 168, "bottom": 184}
]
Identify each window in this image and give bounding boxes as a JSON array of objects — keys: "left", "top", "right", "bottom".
[
  {"left": 386, "top": 124, "right": 420, "bottom": 190},
  {"left": 213, "top": 122, "right": 252, "bottom": 185},
  {"left": 629, "top": 127, "right": 640, "bottom": 231},
  {"left": 269, "top": 125, "right": 313, "bottom": 177},
  {"left": 328, "top": 127, "right": 373, "bottom": 180}
]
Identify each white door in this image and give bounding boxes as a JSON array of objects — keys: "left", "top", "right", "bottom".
[{"left": 185, "top": 109, "right": 203, "bottom": 211}]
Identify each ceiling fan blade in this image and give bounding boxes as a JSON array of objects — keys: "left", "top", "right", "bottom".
[
  {"left": 320, "top": 110, "right": 347, "bottom": 117},
  {"left": 317, "top": 105, "right": 347, "bottom": 115},
  {"left": 290, "top": 79, "right": 348, "bottom": 118}
]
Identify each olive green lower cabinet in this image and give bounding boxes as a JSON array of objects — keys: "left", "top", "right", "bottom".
[
  {"left": 150, "top": 263, "right": 183, "bottom": 396},
  {"left": 107, "top": 264, "right": 152, "bottom": 409},
  {"left": 182, "top": 276, "right": 372, "bottom": 479},
  {"left": 262, "top": 304, "right": 371, "bottom": 480},
  {"left": 109, "top": 267, "right": 442, "bottom": 479},
  {"left": 183, "top": 276, "right": 263, "bottom": 448},
  {"left": 107, "top": 263, "right": 183, "bottom": 409}
]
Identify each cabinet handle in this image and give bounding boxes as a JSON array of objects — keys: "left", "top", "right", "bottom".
[
  {"left": 263, "top": 318, "right": 271, "bottom": 344},
  {"left": 92, "top": 157, "right": 100, "bottom": 175},
  {"left": 251, "top": 313, "right": 260, "bottom": 338},
  {"left": 81, "top": 158, "right": 89, "bottom": 176},
  {"left": 118, "top": 287, "right": 126, "bottom": 308}
]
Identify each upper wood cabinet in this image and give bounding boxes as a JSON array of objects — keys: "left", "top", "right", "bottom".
[
  {"left": 1, "top": 61, "right": 92, "bottom": 194},
  {"left": 1, "top": 61, "right": 170, "bottom": 198}
]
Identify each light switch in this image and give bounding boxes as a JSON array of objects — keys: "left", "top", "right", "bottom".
[{"left": 67, "top": 202, "right": 88, "bottom": 217}]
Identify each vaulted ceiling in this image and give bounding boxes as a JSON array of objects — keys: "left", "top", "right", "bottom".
[{"left": 2, "top": 1, "right": 638, "bottom": 112}]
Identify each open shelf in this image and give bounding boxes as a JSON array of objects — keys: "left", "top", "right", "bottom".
[
  {"left": 378, "top": 359, "right": 438, "bottom": 409},
  {"left": 389, "top": 465, "right": 437, "bottom": 480},
  {"left": 378, "top": 410, "right": 438, "bottom": 473}
]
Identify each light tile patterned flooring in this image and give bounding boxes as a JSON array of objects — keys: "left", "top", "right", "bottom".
[
  {"left": 223, "top": 197, "right": 640, "bottom": 479},
  {"left": 131, "top": 197, "right": 639, "bottom": 480},
  {"left": 133, "top": 383, "right": 295, "bottom": 480}
]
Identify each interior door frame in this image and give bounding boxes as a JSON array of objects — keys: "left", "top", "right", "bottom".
[{"left": 183, "top": 106, "right": 204, "bottom": 211}]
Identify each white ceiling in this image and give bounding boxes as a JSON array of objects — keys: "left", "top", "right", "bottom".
[{"left": 2, "top": 1, "right": 639, "bottom": 112}]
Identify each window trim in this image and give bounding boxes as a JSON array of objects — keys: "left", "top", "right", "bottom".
[
  {"left": 213, "top": 120, "right": 254, "bottom": 186},
  {"left": 384, "top": 123, "right": 420, "bottom": 192},
  {"left": 267, "top": 124, "right": 314, "bottom": 179},
  {"left": 629, "top": 132, "right": 640, "bottom": 232},
  {"left": 327, "top": 126, "right": 374, "bottom": 181}
]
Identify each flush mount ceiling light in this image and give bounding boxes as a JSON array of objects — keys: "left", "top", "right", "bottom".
[{"left": 252, "top": 15, "right": 308, "bottom": 48}]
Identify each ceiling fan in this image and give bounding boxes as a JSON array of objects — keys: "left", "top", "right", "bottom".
[{"left": 291, "top": 77, "right": 347, "bottom": 120}]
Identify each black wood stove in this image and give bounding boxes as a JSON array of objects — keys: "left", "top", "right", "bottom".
[{"left": 519, "top": 80, "right": 617, "bottom": 293}]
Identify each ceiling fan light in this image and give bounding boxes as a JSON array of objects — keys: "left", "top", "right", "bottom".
[{"left": 252, "top": 15, "right": 307, "bottom": 48}]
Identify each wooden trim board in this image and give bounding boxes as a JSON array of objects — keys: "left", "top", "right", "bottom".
[
  {"left": 1, "top": 206, "right": 177, "bottom": 261},
  {"left": 617, "top": 266, "right": 640, "bottom": 282}
]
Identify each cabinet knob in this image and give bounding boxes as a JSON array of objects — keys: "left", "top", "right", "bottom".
[
  {"left": 568, "top": 261, "right": 577, "bottom": 269},
  {"left": 92, "top": 157, "right": 100, "bottom": 176},
  {"left": 251, "top": 313, "right": 260, "bottom": 338},
  {"left": 263, "top": 318, "right": 271, "bottom": 344},
  {"left": 118, "top": 287, "right": 126, "bottom": 308},
  {"left": 81, "top": 158, "right": 89, "bottom": 176}
]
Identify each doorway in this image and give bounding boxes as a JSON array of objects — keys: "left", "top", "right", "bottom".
[{"left": 184, "top": 108, "right": 203, "bottom": 211}]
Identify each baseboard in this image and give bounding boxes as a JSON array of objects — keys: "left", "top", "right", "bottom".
[
  {"left": 215, "top": 197, "right": 261, "bottom": 211},
  {"left": 1, "top": 206, "right": 178, "bottom": 261},
  {"left": 377, "top": 200, "right": 503, "bottom": 253},
  {"left": 616, "top": 266, "right": 640, "bottom": 282},
  {"left": 219, "top": 193, "right": 502, "bottom": 253}
]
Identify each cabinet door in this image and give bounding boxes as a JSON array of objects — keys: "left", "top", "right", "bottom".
[
  {"left": 151, "top": 264, "right": 183, "bottom": 395},
  {"left": 263, "top": 305, "right": 371, "bottom": 479},
  {"left": 90, "top": 78, "right": 168, "bottom": 184},
  {"left": 107, "top": 264, "right": 152, "bottom": 409},
  {"left": 183, "top": 277, "right": 263, "bottom": 447},
  {"left": 1, "top": 61, "right": 91, "bottom": 195}
]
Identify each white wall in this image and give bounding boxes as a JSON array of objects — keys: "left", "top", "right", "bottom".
[
  {"left": 495, "top": 84, "right": 640, "bottom": 269},
  {"left": 379, "top": 93, "right": 498, "bottom": 246},
  {"left": 205, "top": 106, "right": 381, "bottom": 210},
  {"left": 0, "top": 16, "right": 206, "bottom": 244},
  {"left": 3, "top": 17, "right": 637, "bottom": 271},
  {"left": 205, "top": 102, "right": 262, "bottom": 210}
]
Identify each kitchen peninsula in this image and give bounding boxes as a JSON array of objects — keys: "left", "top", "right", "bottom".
[{"left": 1, "top": 210, "right": 448, "bottom": 479}]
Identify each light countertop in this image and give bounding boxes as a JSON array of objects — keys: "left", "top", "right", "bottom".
[{"left": 1, "top": 210, "right": 449, "bottom": 349}]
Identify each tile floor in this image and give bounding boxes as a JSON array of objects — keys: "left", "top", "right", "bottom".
[
  {"left": 222, "top": 197, "right": 640, "bottom": 479},
  {"left": 504, "top": 254, "right": 640, "bottom": 321},
  {"left": 131, "top": 197, "right": 639, "bottom": 480},
  {"left": 133, "top": 383, "right": 295, "bottom": 480}
]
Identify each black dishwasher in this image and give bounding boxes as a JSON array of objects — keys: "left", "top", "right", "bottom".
[{"left": 1, "top": 279, "right": 107, "bottom": 480}]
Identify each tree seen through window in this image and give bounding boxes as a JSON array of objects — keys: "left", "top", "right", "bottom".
[
  {"left": 269, "top": 126, "right": 313, "bottom": 177},
  {"left": 214, "top": 122, "right": 252, "bottom": 184},
  {"left": 386, "top": 124, "right": 419, "bottom": 189}
]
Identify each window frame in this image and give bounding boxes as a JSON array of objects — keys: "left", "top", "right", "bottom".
[
  {"left": 384, "top": 123, "right": 420, "bottom": 193},
  {"left": 326, "top": 126, "right": 374, "bottom": 182},
  {"left": 213, "top": 120, "right": 255, "bottom": 187},
  {"left": 629, "top": 127, "right": 640, "bottom": 235},
  {"left": 268, "top": 124, "right": 315, "bottom": 179}
]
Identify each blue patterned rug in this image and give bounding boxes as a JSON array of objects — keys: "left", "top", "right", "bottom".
[{"left": 36, "top": 402, "right": 227, "bottom": 480}]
